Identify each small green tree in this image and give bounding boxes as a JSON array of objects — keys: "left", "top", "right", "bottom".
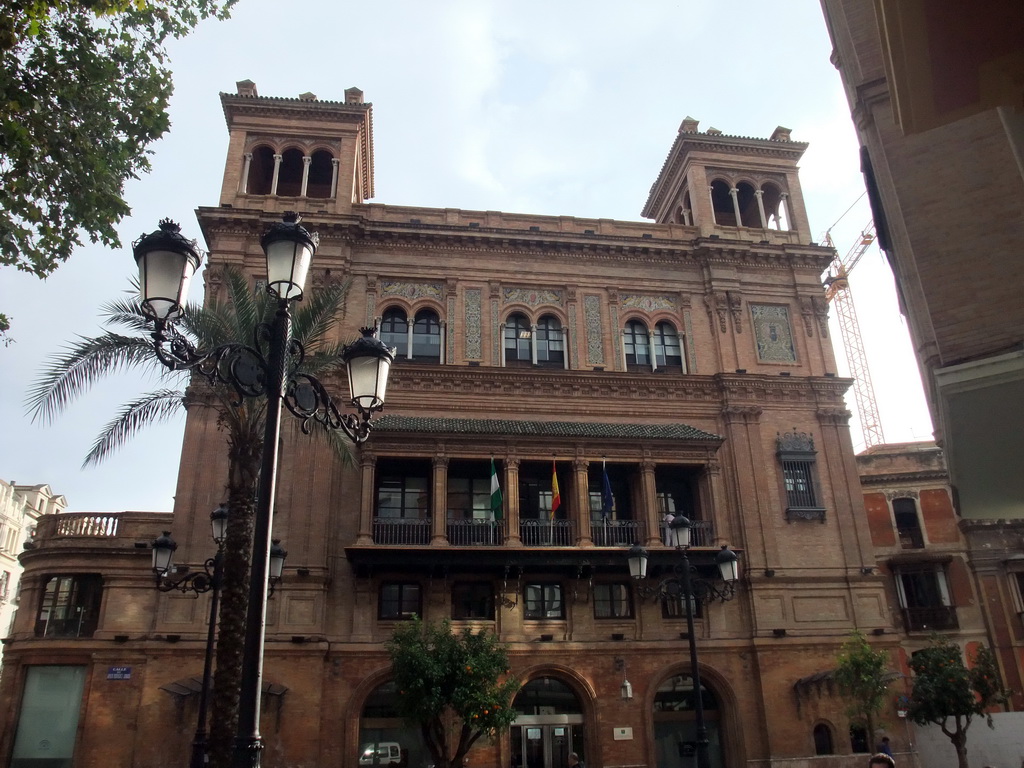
[
  {"left": 907, "top": 637, "right": 1009, "bottom": 768},
  {"left": 386, "top": 619, "right": 521, "bottom": 768},
  {"left": 834, "top": 631, "right": 895, "bottom": 746}
]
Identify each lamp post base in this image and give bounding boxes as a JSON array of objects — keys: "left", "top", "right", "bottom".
[{"left": 232, "top": 736, "right": 264, "bottom": 768}]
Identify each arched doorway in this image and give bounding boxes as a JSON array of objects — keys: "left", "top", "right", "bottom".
[
  {"left": 359, "top": 680, "right": 430, "bottom": 768},
  {"left": 653, "top": 673, "right": 724, "bottom": 768},
  {"left": 511, "top": 677, "right": 585, "bottom": 768}
]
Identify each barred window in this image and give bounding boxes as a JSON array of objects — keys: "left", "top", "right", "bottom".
[{"left": 777, "top": 431, "right": 825, "bottom": 522}]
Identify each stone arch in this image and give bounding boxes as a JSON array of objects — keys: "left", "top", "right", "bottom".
[
  {"left": 735, "top": 180, "right": 760, "bottom": 227},
  {"left": 509, "top": 666, "right": 597, "bottom": 768},
  {"left": 709, "top": 179, "right": 736, "bottom": 227},
  {"left": 760, "top": 182, "right": 789, "bottom": 230},
  {"left": 277, "top": 146, "right": 305, "bottom": 197},
  {"left": 307, "top": 148, "right": 335, "bottom": 198},
  {"left": 645, "top": 662, "right": 743, "bottom": 768},
  {"left": 246, "top": 145, "right": 276, "bottom": 195}
]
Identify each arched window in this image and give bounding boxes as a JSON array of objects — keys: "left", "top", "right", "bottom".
[
  {"left": 246, "top": 146, "right": 275, "bottom": 195},
  {"left": 623, "top": 321, "right": 650, "bottom": 368},
  {"left": 813, "top": 723, "right": 834, "bottom": 755},
  {"left": 849, "top": 724, "right": 869, "bottom": 753},
  {"left": 536, "top": 315, "right": 565, "bottom": 367},
  {"left": 359, "top": 681, "right": 430, "bottom": 768},
  {"left": 411, "top": 309, "right": 442, "bottom": 362},
  {"left": 276, "top": 148, "right": 304, "bottom": 197},
  {"left": 653, "top": 674, "right": 724, "bottom": 768},
  {"left": 307, "top": 149, "right": 334, "bottom": 198},
  {"left": 653, "top": 321, "right": 683, "bottom": 370},
  {"left": 504, "top": 313, "right": 532, "bottom": 366},
  {"left": 380, "top": 308, "right": 408, "bottom": 358},
  {"left": 736, "top": 181, "right": 760, "bottom": 227},
  {"left": 760, "top": 183, "right": 789, "bottom": 230},
  {"left": 710, "top": 180, "right": 736, "bottom": 227}
]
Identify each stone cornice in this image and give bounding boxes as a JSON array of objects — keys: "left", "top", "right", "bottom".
[
  {"left": 195, "top": 208, "right": 833, "bottom": 271},
  {"left": 859, "top": 471, "right": 950, "bottom": 486}
]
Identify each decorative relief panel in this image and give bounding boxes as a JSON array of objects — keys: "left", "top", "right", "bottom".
[
  {"left": 568, "top": 305, "right": 579, "bottom": 369},
  {"left": 751, "top": 304, "right": 797, "bottom": 362},
  {"left": 465, "top": 288, "right": 482, "bottom": 360},
  {"left": 620, "top": 294, "right": 676, "bottom": 312},
  {"left": 381, "top": 280, "right": 442, "bottom": 301},
  {"left": 447, "top": 294, "right": 456, "bottom": 364},
  {"left": 584, "top": 295, "right": 604, "bottom": 366},
  {"left": 491, "top": 295, "right": 501, "bottom": 362},
  {"left": 503, "top": 287, "right": 563, "bottom": 307},
  {"left": 683, "top": 309, "right": 697, "bottom": 373},
  {"left": 884, "top": 489, "right": 920, "bottom": 501}
]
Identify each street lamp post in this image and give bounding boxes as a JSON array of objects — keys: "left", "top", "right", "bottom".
[
  {"left": 133, "top": 212, "right": 395, "bottom": 768},
  {"left": 627, "top": 517, "right": 740, "bottom": 768}
]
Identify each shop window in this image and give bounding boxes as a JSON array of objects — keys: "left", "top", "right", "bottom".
[
  {"left": 776, "top": 431, "right": 825, "bottom": 522},
  {"left": 379, "top": 583, "right": 421, "bottom": 620},
  {"left": 452, "top": 582, "right": 495, "bottom": 620},
  {"left": 593, "top": 583, "right": 633, "bottom": 619},
  {"left": 895, "top": 563, "right": 957, "bottom": 631},
  {"left": 10, "top": 666, "right": 87, "bottom": 768},
  {"left": 893, "top": 498, "right": 924, "bottom": 549},
  {"left": 813, "top": 723, "right": 834, "bottom": 755},
  {"left": 35, "top": 574, "right": 103, "bottom": 638},
  {"left": 524, "top": 583, "right": 563, "bottom": 619}
]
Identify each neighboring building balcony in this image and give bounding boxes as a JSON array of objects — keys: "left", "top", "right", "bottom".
[
  {"left": 903, "top": 606, "right": 958, "bottom": 632},
  {"left": 27, "top": 511, "right": 172, "bottom": 552}
]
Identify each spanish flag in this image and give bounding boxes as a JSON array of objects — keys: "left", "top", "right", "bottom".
[{"left": 550, "top": 460, "right": 561, "bottom": 518}]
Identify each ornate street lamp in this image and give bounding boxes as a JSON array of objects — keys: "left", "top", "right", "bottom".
[
  {"left": 133, "top": 212, "right": 394, "bottom": 768},
  {"left": 627, "top": 528, "right": 740, "bottom": 768},
  {"left": 151, "top": 504, "right": 229, "bottom": 768}
]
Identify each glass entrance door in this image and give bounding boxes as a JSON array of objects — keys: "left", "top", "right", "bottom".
[{"left": 511, "top": 724, "right": 582, "bottom": 768}]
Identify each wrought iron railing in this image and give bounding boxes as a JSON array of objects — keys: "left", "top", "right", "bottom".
[
  {"left": 519, "top": 518, "right": 575, "bottom": 546},
  {"left": 591, "top": 519, "right": 645, "bottom": 547},
  {"left": 372, "top": 517, "right": 430, "bottom": 545},
  {"left": 903, "top": 605, "right": 958, "bottom": 631},
  {"left": 660, "top": 519, "right": 715, "bottom": 547},
  {"left": 447, "top": 519, "right": 503, "bottom": 546}
]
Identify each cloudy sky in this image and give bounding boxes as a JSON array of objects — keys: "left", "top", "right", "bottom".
[{"left": 0, "top": 0, "right": 933, "bottom": 513}]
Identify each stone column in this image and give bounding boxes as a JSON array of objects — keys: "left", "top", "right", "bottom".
[
  {"left": 573, "top": 458, "right": 592, "bottom": 546},
  {"left": 431, "top": 457, "right": 449, "bottom": 545},
  {"left": 754, "top": 189, "right": 768, "bottom": 228},
  {"left": 504, "top": 458, "right": 522, "bottom": 546},
  {"left": 356, "top": 451, "right": 376, "bottom": 545},
  {"left": 239, "top": 152, "right": 253, "bottom": 194},
  {"left": 300, "top": 155, "right": 312, "bottom": 197},
  {"left": 648, "top": 328, "right": 658, "bottom": 371},
  {"left": 499, "top": 323, "right": 507, "bottom": 367},
  {"left": 406, "top": 321, "right": 414, "bottom": 360},
  {"left": 729, "top": 187, "right": 742, "bottom": 227},
  {"left": 639, "top": 461, "right": 660, "bottom": 546},
  {"left": 270, "top": 153, "right": 282, "bottom": 196},
  {"left": 780, "top": 193, "right": 791, "bottom": 230},
  {"left": 330, "top": 158, "right": 340, "bottom": 199},
  {"left": 530, "top": 324, "right": 538, "bottom": 365},
  {"left": 708, "top": 186, "right": 717, "bottom": 225},
  {"left": 682, "top": 208, "right": 692, "bottom": 226},
  {"left": 439, "top": 320, "right": 446, "bottom": 364}
]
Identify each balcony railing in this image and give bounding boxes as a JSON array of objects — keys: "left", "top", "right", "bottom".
[
  {"left": 373, "top": 517, "right": 430, "bottom": 545},
  {"left": 519, "top": 519, "right": 575, "bottom": 546},
  {"left": 591, "top": 519, "right": 645, "bottom": 547},
  {"left": 447, "top": 519, "right": 503, "bottom": 546},
  {"left": 29, "top": 511, "right": 171, "bottom": 550},
  {"left": 659, "top": 519, "right": 715, "bottom": 548},
  {"left": 903, "top": 606, "right": 958, "bottom": 632}
]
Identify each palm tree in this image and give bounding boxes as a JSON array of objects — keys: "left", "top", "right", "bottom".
[{"left": 27, "top": 267, "right": 353, "bottom": 768}]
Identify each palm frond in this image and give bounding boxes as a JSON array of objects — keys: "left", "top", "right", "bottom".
[
  {"left": 99, "top": 295, "right": 155, "bottom": 335},
  {"left": 292, "top": 279, "right": 351, "bottom": 351},
  {"left": 225, "top": 267, "right": 265, "bottom": 340},
  {"left": 83, "top": 389, "right": 186, "bottom": 467},
  {"left": 27, "top": 333, "right": 184, "bottom": 425}
]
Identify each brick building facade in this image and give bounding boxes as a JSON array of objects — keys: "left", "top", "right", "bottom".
[{"left": 1, "top": 83, "right": 909, "bottom": 768}]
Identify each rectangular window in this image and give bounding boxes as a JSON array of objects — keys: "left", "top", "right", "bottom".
[
  {"left": 10, "top": 666, "right": 87, "bottom": 768},
  {"left": 895, "top": 564, "right": 957, "bottom": 631},
  {"left": 452, "top": 582, "right": 495, "bottom": 620},
  {"left": 447, "top": 477, "right": 491, "bottom": 521},
  {"left": 524, "top": 583, "right": 564, "bottom": 619},
  {"left": 377, "top": 475, "right": 429, "bottom": 519},
  {"left": 777, "top": 432, "right": 825, "bottom": 521},
  {"left": 35, "top": 575, "right": 103, "bottom": 638},
  {"left": 893, "top": 498, "right": 924, "bottom": 549},
  {"left": 594, "top": 583, "right": 633, "bottom": 619},
  {"left": 661, "top": 592, "right": 703, "bottom": 620},
  {"left": 379, "top": 583, "right": 421, "bottom": 620}
]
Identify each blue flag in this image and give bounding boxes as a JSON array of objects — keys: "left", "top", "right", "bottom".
[{"left": 601, "top": 461, "right": 615, "bottom": 519}]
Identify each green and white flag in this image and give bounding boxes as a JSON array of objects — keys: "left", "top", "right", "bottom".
[{"left": 490, "top": 458, "right": 503, "bottom": 520}]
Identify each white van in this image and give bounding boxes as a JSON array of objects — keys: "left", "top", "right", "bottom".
[{"left": 359, "top": 742, "right": 403, "bottom": 766}]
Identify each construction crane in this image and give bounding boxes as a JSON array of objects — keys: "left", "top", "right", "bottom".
[{"left": 823, "top": 222, "right": 886, "bottom": 448}]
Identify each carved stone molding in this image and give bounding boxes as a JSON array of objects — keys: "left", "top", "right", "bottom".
[
  {"left": 465, "top": 288, "right": 482, "bottom": 360},
  {"left": 812, "top": 295, "right": 829, "bottom": 338},
  {"left": 884, "top": 489, "right": 920, "bottom": 501},
  {"left": 817, "top": 407, "right": 851, "bottom": 425},
  {"left": 727, "top": 291, "right": 743, "bottom": 333},
  {"left": 621, "top": 294, "right": 676, "bottom": 313},
  {"left": 786, "top": 508, "right": 826, "bottom": 523},
  {"left": 799, "top": 296, "right": 815, "bottom": 337},
  {"left": 503, "top": 287, "right": 563, "bottom": 307},
  {"left": 705, "top": 292, "right": 728, "bottom": 334},
  {"left": 381, "top": 280, "right": 442, "bottom": 301},
  {"left": 722, "top": 405, "right": 763, "bottom": 423},
  {"left": 584, "top": 295, "right": 605, "bottom": 366}
]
